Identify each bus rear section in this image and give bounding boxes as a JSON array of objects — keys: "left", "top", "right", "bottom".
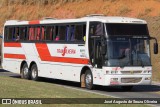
[{"left": 2, "top": 20, "right": 89, "bottom": 83}]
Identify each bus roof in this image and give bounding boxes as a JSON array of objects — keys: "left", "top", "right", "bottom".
[{"left": 4, "top": 15, "right": 147, "bottom": 26}]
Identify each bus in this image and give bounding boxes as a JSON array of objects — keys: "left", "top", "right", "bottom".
[{"left": 1, "top": 15, "right": 158, "bottom": 90}]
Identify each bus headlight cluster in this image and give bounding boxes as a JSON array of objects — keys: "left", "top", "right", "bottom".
[
  {"left": 111, "top": 71, "right": 118, "bottom": 74},
  {"left": 144, "top": 70, "right": 152, "bottom": 74},
  {"left": 111, "top": 78, "right": 118, "bottom": 81},
  {"left": 145, "top": 77, "right": 151, "bottom": 80},
  {"left": 106, "top": 71, "right": 109, "bottom": 74},
  {"left": 110, "top": 78, "right": 119, "bottom": 85}
]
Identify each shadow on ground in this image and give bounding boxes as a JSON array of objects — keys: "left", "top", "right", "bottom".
[
  {"left": 10, "top": 74, "right": 160, "bottom": 93},
  {"left": 1, "top": 69, "right": 160, "bottom": 93},
  {"left": 0, "top": 69, "right": 9, "bottom": 72}
]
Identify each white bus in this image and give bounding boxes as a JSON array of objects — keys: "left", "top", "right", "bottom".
[{"left": 1, "top": 15, "right": 158, "bottom": 90}]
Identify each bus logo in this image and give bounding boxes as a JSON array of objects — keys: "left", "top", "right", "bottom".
[
  {"left": 130, "top": 71, "right": 134, "bottom": 74},
  {"left": 62, "top": 46, "right": 67, "bottom": 56},
  {"left": 57, "top": 46, "right": 76, "bottom": 56}
]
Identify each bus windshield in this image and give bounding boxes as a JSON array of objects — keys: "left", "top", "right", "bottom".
[
  {"left": 106, "top": 23, "right": 149, "bottom": 36},
  {"left": 104, "top": 23, "right": 151, "bottom": 67}
]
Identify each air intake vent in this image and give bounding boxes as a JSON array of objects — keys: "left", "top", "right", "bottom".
[{"left": 121, "top": 78, "right": 142, "bottom": 83}]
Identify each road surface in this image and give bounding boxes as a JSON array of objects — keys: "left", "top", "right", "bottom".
[{"left": 0, "top": 69, "right": 160, "bottom": 106}]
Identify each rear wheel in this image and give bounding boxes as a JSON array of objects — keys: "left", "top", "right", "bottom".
[
  {"left": 121, "top": 86, "right": 133, "bottom": 91},
  {"left": 85, "top": 70, "right": 94, "bottom": 90},
  {"left": 21, "top": 63, "right": 30, "bottom": 79},
  {"left": 31, "top": 64, "right": 39, "bottom": 81}
]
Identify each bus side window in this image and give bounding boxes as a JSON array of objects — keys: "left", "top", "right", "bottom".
[
  {"left": 28, "top": 26, "right": 41, "bottom": 41},
  {"left": 95, "top": 23, "right": 104, "bottom": 36},
  {"left": 66, "top": 25, "right": 70, "bottom": 41},
  {"left": 59, "top": 26, "right": 66, "bottom": 41},
  {"left": 54, "top": 26, "right": 59, "bottom": 41},
  {"left": 4, "top": 27, "right": 8, "bottom": 40},
  {"left": 90, "top": 23, "right": 104, "bottom": 36},
  {"left": 75, "top": 25, "right": 83, "bottom": 41},
  {"left": 45, "top": 26, "right": 54, "bottom": 41},
  {"left": 83, "top": 25, "right": 86, "bottom": 41},
  {"left": 41, "top": 26, "right": 45, "bottom": 40},
  {"left": 50, "top": 26, "right": 55, "bottom": 40},
  {"left": 14, "top": 27, "right": 20, "bottom": 41},
  {"left": 19, "top": 27, "right": 27, "bottom": 40},
  {"left": 6, "top": 27, "right": 14, "bottom": 40},
  {"left": 35, "top": 27, "right": 41, "bottom": 40},
  {"left": 70, "top": 25, "right": 75, "bottom": 41},
  {"left": 29, "top": 27, "right": 34, "bottom": 40}
]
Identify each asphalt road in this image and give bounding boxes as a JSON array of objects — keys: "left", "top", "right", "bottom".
[{"left": 0, "top": 69, "right": 160, "bottom": 106}]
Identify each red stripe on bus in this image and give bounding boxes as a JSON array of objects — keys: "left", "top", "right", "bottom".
[
  {"left": 4, "top": 54, "right": 26, "bottom": 59},
  {"left": 4, "top": 42, "right": 21, "bottom": 47},
  {"left": 29, "top": 20, "right": 40, "bottom": 25},
  {"left": 35, "top": 43, "right": 89, "bottom": 64}
]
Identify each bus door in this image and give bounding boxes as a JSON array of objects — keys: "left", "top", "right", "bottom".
[{"left": 89, "top": 22, "right": 106, "bottom": 68}]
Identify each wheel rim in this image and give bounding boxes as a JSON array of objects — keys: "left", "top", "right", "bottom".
[
  {"left": 23, "top": 67, "right": 28, "bottom": 76},
  {"left": 32, "top": 68, "right": 37, "bottom": 79},
  {"left": 85, "top": 73, "right": 92, "bottom": 87}
]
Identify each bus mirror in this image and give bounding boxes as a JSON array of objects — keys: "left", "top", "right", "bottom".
[{"left": 154, "top": 43, "right": 158, "bottom": 54}]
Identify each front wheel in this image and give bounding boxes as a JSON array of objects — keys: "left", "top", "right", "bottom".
[
  {"left": 31, "top": 64, "right": 39, "bottom": 81},
  {"left": 85, "top": 70, "right": 94, "bottom": 90}
]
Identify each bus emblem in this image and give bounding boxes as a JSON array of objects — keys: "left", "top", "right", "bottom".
[
  {"left": 57, "top": 46, "right": 76, "bottom": 56},
  {"left": 62, "top": 46, "right": 67, "bottom": 56},
  {"left": 130, "top": 71, "right": 134, "bottom": 74}
]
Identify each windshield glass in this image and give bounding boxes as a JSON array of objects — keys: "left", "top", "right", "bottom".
[
  {"left": 106, "top": 23, "right": 149, "bottom": 36},
  {"left": 105, "top": 37, "right": 151, "bottom": 67}
]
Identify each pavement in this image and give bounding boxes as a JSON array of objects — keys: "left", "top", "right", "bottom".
[{"left": 0, "top": 69, "right": 160, "bottom": 106}]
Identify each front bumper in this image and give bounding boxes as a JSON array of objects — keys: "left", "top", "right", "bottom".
[{"left": 103, "top": 74, "right": 151, "bottom": 86}]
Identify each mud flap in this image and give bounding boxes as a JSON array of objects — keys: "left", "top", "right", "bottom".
[{"left": 81, "top": 74, "right": 85, "bottom": 88}]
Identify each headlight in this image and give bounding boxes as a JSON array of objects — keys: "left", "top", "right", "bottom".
[
  {"left": 111, "top": 78, "right": 118, "bottom": 81},
  {"left": 144, "top": 71, "right": 147, "bottom": 73},
  {"left": 111, "top": 71, "right": 118, "bottom": 74},
  {"left": 144, "top": 70, "right": 152, "bottom": 74},
  {"left": 148, "top": 70, "right": 152, "bottom": 73},
  {"left": 145, "top": 77, "right": 151, "bottom": 80},
  {"left": 106, "top": 71, "right": 110, "bottom": 74}
]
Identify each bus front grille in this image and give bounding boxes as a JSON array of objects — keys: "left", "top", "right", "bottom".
[{"left": 121, "top": 78, "right": 142, "bottom": 83}]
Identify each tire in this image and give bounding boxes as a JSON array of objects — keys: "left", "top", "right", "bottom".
[
  {"left": 31, "top": 64, "right": 39, "bottom": 81},
  {"left": 21, "top": 63, "right": 30, "bottom": 79},
  {"left": 121, "top": 86, "right": 133, "bottom": 91},
  {"left": 85, "top": 70, "right": 94, "bottom": 90}
]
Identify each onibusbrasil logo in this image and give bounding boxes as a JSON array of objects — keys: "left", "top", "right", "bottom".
[{"left": 57, "top": 46, "right": 76, "bottom": 56}]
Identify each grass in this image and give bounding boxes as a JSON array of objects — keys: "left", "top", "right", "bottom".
[
  {"left": 0, "top": 76, "right": 149, "bottom": 107},
  {"left": 0, "top": 0, "right": 160, "bottom": 82},
  {"left": 0, "top": 76, "right": 101, "bottom": 98}
]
